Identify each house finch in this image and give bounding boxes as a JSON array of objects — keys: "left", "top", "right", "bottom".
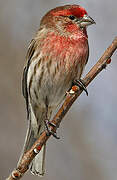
[{"left": 19, "top": 4, "right": 95, "bottom": 176}]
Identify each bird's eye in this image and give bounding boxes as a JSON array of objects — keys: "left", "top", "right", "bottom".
[{"left": 68, "top": 15, "right": 75, "bottom": 20}]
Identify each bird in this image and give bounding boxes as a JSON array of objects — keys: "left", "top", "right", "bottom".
[{"left": 18, "top": 4, "right": 95, "bottom": 176}]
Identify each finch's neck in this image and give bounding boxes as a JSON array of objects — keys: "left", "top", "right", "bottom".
[{"left": 55, "top": 22, "right": 88, "bottom": 40}]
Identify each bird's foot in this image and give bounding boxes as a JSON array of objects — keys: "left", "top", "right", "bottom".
[
  {"left": 44, "top": 119, "right": 60, "bottom": 139},
  {"left": 73, "top": 79, "right": 88, "bottom": 96}
]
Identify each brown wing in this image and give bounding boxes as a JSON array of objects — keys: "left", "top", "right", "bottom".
[{"left": 22, "top": 39, "right": 36, "bottom": 119}]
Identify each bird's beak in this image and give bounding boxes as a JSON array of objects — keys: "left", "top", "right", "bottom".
[{"left": 78, "top": 14, "right": 96, "bottom": 28}]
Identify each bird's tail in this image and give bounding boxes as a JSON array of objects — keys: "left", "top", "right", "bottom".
[{"left": 18, "top": 107, "right": 46, "bottom": 176}]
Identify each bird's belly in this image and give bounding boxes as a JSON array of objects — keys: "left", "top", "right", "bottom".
[
  {"left": 28, "top": 56, "right": 85, "bottom": 111},
  {"left": 28, "top": 46, "right": 87, "bottom": 109},
  {"left": 31, "top": 69, "right": 72, "bottom": 109}
]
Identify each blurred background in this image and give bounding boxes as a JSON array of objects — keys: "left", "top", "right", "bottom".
[{"left": 0, "top": 0, "right": 117, "bottom": 180}]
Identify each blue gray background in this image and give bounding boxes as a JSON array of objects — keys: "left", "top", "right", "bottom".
[{"left": 0, "top": 0, "right": 117, "bottom": 180}]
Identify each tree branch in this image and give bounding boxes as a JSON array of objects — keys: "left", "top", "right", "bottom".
[{"left": 6, "top": 37, "right": 117, "bottom": 180}]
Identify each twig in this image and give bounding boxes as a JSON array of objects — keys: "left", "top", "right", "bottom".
[{"left": 6, "top": 37, "right": 117, "bottom": 180}]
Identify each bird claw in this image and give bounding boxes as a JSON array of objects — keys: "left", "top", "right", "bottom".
[
  {"left": 44, "top": 119, "right": 60, "bottom": 139},
  {"left": 73, "top": 79, "right": 88, "bottom": 96}
]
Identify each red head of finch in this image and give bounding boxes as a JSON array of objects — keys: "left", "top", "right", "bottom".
[{"left": 20, "top": 4, "right": 95, "bottom": 176}]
